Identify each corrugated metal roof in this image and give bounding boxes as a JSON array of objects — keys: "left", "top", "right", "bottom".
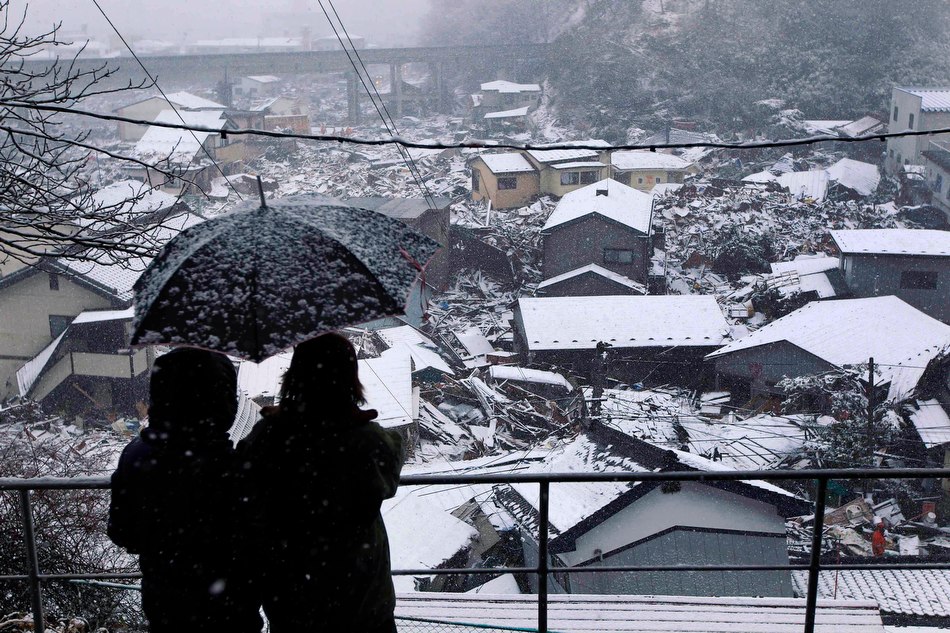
[
  {"left": 830, "top": 229, "right": 950, "bottom": 256},
  {"left": 899, "top": 87, "right": 950, "bottom": 112}
]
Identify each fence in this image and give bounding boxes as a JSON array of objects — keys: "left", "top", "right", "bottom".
[{"left": 3, "top": 467, "right": 950, "bottom": 633}]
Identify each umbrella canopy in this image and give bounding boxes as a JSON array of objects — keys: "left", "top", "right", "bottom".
[{"left": 131, "top": 194, "right": 440, "bottom": 361}]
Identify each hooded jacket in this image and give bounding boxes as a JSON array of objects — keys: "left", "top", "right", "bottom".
[
  {"left": 239, "top": 403, "right": 403, "bottom": 632},
  {"left": 108, "top": 348, "right": 261, "bottom": 633}
]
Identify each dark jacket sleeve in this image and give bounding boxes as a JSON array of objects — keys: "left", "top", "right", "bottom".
[
  {"left": 107, "top": 439, "right": 147, "bottom": 554},
  {"left": 360, "top": 426, "right": 404, "bottom": 502}
]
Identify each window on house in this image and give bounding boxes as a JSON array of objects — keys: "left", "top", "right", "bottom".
[
  {"left": 497, "top": 176, "right": 518, "bottom": 190},
  {"left": 900, "top": 270, "right": 938, "bottom": 290},
  {"left": 604, "top": 249, "right": 635, "bottom": 264},
  {"left": 637, "top": 177, "right": 644, "bottom": 184},
  {"left": 893, "top": 105, "right": 899, "bottom": 121},
  {"left": 580, "top": 171, "right": 597, "bottom": 185},
  {"left": 49, "top": 315, "right": 71, "bottom": 339},
  {"left": 909, "top": 113, "right": 915, "bottom": 129},
  {"left": 560, "top": 171, "right": 580, "bottom": 186},
  {"left": 471, "top": 170, "right": 480, "bottom": 192},
  {"left": 48, "top": 273, "right": 59, "bottom": 291},
  {"left": 656, "top": 176, "right": 663, "bottom": 184}
]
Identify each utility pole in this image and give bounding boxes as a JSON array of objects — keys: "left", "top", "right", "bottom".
[{"left": 867, "top": 357, "right": 875, "bottom": 465}]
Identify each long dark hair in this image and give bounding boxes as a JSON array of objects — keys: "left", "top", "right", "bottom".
[{"left": 279, "top": 333, "right": 365, "bottom": 415}]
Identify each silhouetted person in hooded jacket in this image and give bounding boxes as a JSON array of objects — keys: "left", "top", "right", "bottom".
[
  {"left": 108, "top": 347, "right": 261, "bottom": 633},
  {"left": 240, "top": 332, "right": 403, "bottom": 633}
]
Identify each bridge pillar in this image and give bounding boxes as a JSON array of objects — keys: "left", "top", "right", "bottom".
[
  {"left": 390, "top": 62, "right": 404, "bottom": 119},
  {"left": 346, "top": 71, "right": 361, "bottom": 124},
  {"left": 429, "top": 62, "right": 446, "bottom": 113}
]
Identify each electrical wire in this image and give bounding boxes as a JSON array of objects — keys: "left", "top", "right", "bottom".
[
  {"left": 12, "top": 100, "right": 950, "bottom": 154},
  {"left": 89, "top": 0, "right": 243, "bottom": 201}
]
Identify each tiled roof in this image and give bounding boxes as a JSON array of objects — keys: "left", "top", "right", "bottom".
[{"left": 793, "top": 568, "right": 950, "bottom": 618}]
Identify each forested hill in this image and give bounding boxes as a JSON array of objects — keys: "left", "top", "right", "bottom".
[{"left": 424, "top": 0, "right": 950, "bottom": 141}]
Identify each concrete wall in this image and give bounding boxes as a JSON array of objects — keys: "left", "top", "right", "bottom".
[
  {"left": 470, "top": 159, "right": 539, "bottom": 209},
  {"left": 842, "top": 253, "right": 950, "bottom": 323},
  {"left": 115, "top": 97, "right": 173, "bottom": 142},
  {"left": 543, "top": 215, "right": 650, "bottom": 283},
  {"left": 886, "top": 89, "right": 950, "bottom": 174},
  {"left": 0, "top": 272, "right": 114, "bottom": 398},
  {"left": 923, "top": 156, "right": 950, "bottom": 220}
]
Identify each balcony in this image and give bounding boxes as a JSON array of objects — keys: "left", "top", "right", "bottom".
[{"left": 2, "top": 468, "right": 949, "bottom": 633}]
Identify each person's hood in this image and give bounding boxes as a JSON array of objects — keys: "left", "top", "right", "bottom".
[{"left": 143, "top": 348, "right": 238, "bottom": 449}]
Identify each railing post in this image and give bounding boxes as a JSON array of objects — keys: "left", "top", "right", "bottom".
[
  {"left": 803, "top": 477, "right": 828, "bottom": 633},
  {"left": 538, "top": 480, "right": 550, "bottom": 633},
  {"left": 19, "top": 490, "right": 45, "bottom": 633}
]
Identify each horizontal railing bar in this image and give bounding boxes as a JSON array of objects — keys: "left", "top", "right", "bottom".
[
  {"left": 0, "top": 573, "right": 143, "bottom": 582},
  {"left": 3, "top": 467, "right": 949, "bottom": 491},
  {"left": 392, "top": 562, "right": 950, "bottom": 576}
]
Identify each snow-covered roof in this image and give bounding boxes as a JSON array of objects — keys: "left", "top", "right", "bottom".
[
  {"left": 793, "top": 567, "right": 950, "bottom": 618},
  {"left": 489, "top": 365, "right": 572, "bottom": 391},
  {"left": 827, "top": 158, "right": 880, "bottom": 196},
  {"left": 153, "top": 91, "right": 226, "bottom": 110},
  {"left": 683, "top": 413, "right": 809, "bottom": 471},
  {"left": 395, "top": 593, "right": 885, "bottom": 633},
  {"left": 133, "top": 109, "right": 226, "bottom": 162},
  {"left": 517, "top": 295, "right": 730, "bottom": 352},
  {"left": 837, "top": 115, "right": 884, "bottom": 138},
  {"left": 237, "top": 351, "right": 291, "bottom": 403},
  {"left": 537, "top": 263, "right": 647, "bottom": 294},
  {"left": 897, "top": 87, "right": 950, "bottom": 112},
  {"left": 707, "top": 296, "right": 950, "bottom": 401},
  {"left": 651, "top": 182, "right": 683, "bottom": 196},
  {"left": 526, "top": 142, "right": 608, "bottom": 164},
  {"left": 612, "top": 150, "right": 693, "bottom": 171},
  {"left": 777, "top": 169, "right": 830, "bottom": 201},
  {"left": 766, "top": 255, "right": 841, "bottom": 299},
  {"left": 770, "top": 255, "right": 840, "bottom": 277},
  {"left": 245, "top": 75, "right": 281, "bottom": 83},
  {"left": 830, "top": 229, "right": 950, "bottom": 257},
  {"left": 484, "top": 106, "right": 530, "bottom": 119},
  {"left": 72, "top": 307, "right": 136, "bottom": 324},
  {"left": 16, "top": 332, "right": 65, "bottom": 396},
  {"left": 479, "top": 80, "right": 541, "bottom": 93},
  {"left": 543, "top": 178, "right": 653, "bottom": 233},
  {"left": 548, "top": 161, "right": 606, "bottom": 170},
  {"left": 476, "top": 153, "right": 536, "bottom": 174},
  {"left": 78, "top": 180, "right": 181, "bottom": 231},
  {"left": 360, "top": 347, "right": 414, "bottom": 429},
  {"left": 742, "top": 170, "right": 779, "bottom": 183},
  {"left": 802, "top": 120, "right": 851, "bottom": 135},
  {"left": 376, "top": 325, "right": 453, "bottom": 376},
  {"left": 910, "top": 400, "right": 950, "bottom": 448}
]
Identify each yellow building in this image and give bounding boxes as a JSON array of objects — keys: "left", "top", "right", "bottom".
[
  {"left": 469, "top": 153, "right": 540, "bottom": 209},
  {"left": 525, "top": 143, "right": 612, "bottom": 198},
  {"left": 610, "top": 150, "right": 700, "bottom": 192}
]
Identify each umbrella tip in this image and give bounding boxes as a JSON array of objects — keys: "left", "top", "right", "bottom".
[{"left": 257, "top": 175, "right": 267, "bottom": 209}]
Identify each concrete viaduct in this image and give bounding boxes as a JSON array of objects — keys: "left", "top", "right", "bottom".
[{"left": 58, "top": 44, "right": 551, "bottom": 123}]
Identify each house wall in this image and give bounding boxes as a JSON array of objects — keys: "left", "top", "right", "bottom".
[
  {"left": 886, "top": 89, "right": 950, "bottom": 174},
  {"left": 470, "top": 159, "right": 539, "bottom": 209},
  {"left": 0, "top": 272, "right": 115, "bottom": 398},
  {"left": 712, "top": 340, "right": 834, "bottom": 399},
  {"left": 538, "top": 273, "right": 641, "bottom": 297},
  {"left": 263, "top": 114, "right": 311, "bottom": 134},
  {"left": 543, "top": 215, "right": 650, "bottom": 283},
  {"left": 557, "top": 483, "right": 791, "bottom": 596},
  {"left": 615, "top": 169, "right": 688, "bottom": 192},
  {"left": 539, "top": 165, "right": 608, "bottom": 198},
  {"left": 115, "top": 98, "right": 174, "bottom": 141},
  {"left": 842, "top": 253, "right": 950, "bottom": 323},
  {"left": 923, "top": 157, "right": 950, "bottom": 220}
]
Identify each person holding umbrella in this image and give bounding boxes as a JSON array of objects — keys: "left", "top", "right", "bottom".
[
  {"left": 240, "top": 332, "right": 404, "bottom": 632},
  {"left": 108, "top": 347, "right": 262, "bottom": 633}
]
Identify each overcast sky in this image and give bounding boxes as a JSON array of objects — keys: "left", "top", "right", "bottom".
[{"left": 15, "top": 0, "right": 430, "bottom": 47}]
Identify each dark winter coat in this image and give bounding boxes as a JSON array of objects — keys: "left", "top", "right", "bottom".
[
  {"left": 107, "top": 349, "right": 261, "bottom": 633},
  {"left": 239, "top": 405, "right": 403, "bottom": 632}
]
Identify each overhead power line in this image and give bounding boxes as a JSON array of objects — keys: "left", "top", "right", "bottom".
[{"left": 17, "top": 100, "right": 950, "bottom": 154}]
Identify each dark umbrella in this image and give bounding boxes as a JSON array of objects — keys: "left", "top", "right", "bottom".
[{"left": 131, "top": 193, "right": 440, "bottom": 361}]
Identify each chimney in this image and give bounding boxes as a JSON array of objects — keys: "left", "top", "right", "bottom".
[{"left": 596, "top": 187, "right": 608, "bottom": 197}]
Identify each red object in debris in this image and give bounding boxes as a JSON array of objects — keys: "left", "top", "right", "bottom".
[
  {"left": 871, "top": 525, "right": 886, "bottom": 556},
  {"left": 923, "top": 501, "right": 937, "bottom": 516}
]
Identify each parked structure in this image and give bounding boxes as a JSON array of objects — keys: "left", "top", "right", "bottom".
[
  {"left": 706, "top": 296, "right": 950, "bottom": 401},
  {"left": 922, "top": 141, "right": 950, "bottom": 220},
  {"left": 830, "top": 229, "right": 950, "bottom": 323},
  {"left": 611, "top": 150, "right": 699, "bottom": 192},
  {"left": 113, "top": 91, "right": 226, "bottom": 141},
  {"left": 886, "top": 87, "right": 950, "bottom": 175},
  {"left": 541, "top": 179, "right": 654, "bottom": 288},
  {"left": 513, "top": 295, "right": 730, "bottom": 386},
  {"left": 469, "top": 153, "right": 539, "bottom": 209}
]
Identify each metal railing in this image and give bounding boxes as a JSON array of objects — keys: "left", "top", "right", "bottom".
[{"left": 3, "top": 467, "right": 950, "bottom": 633}]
